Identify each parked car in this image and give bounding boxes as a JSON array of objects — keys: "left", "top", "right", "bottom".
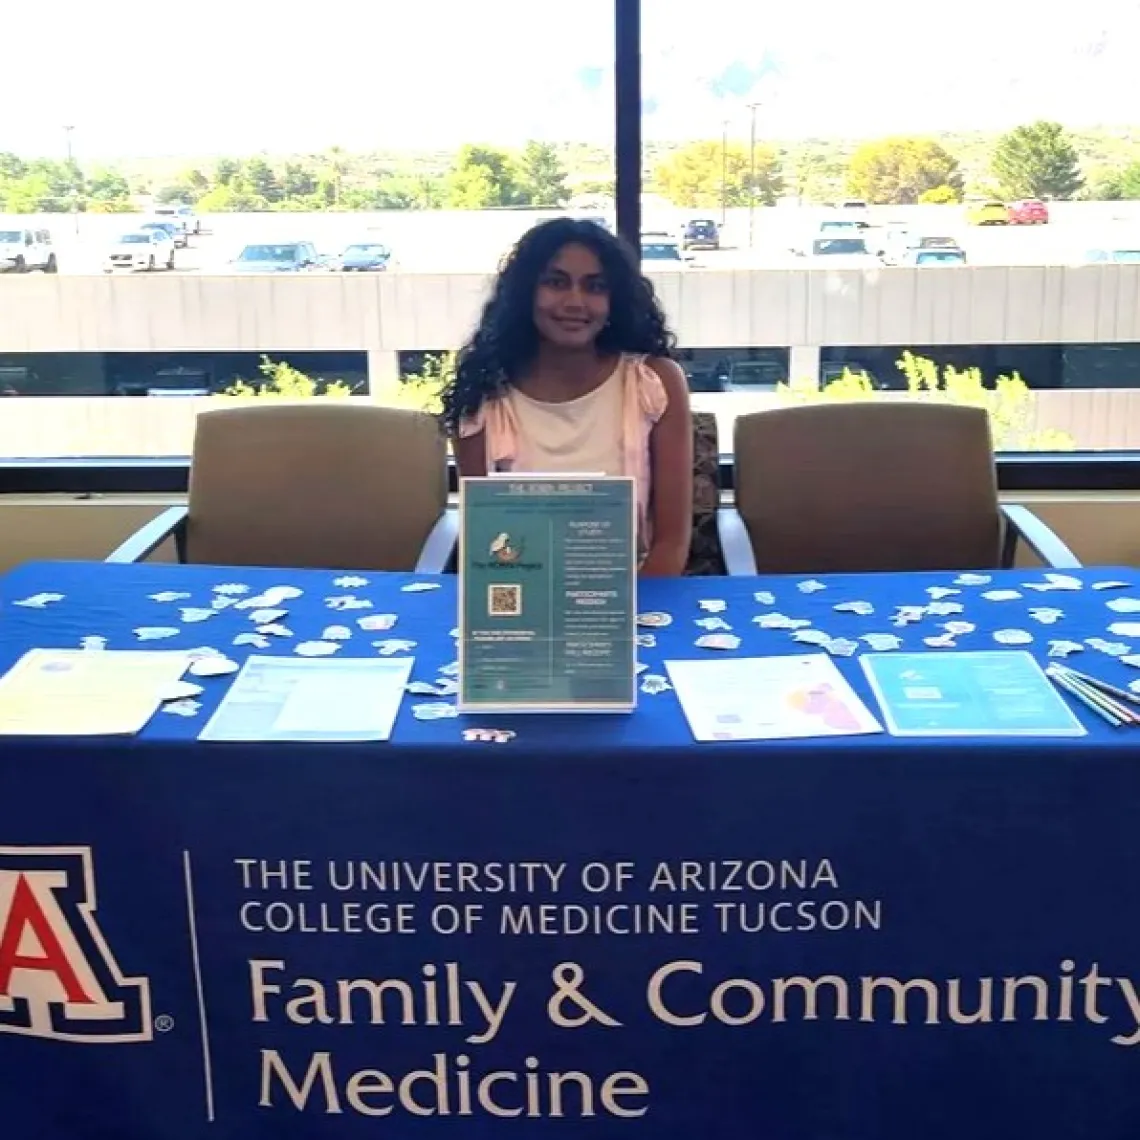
[
  {"left": 640, "top": 234, "right": 685, "bottom": 265},
  {"left": 1085, "top": 247, "right": 1140, "bottom": 264},
  {"left": 722, "top": 359, "right": 783, "bottom": 392},
  {"left": 1008, "top": 198, "right": 1049, "bottom": 225},
  {"left": 0, "top": 226, "right": 57, "bottom": 273},
  {"left": 900, "top": 247, "right": 968, "bottom": 266},
  {"left": 917, "top": 235, "right": 963, "bottom": 249},
  {"left": 804, "top": 235, "right": 880, "bottom": 267},
  {"left": 230, "top": 242, "right": 325, "bottom": 273},
  {"left": 339, "top": 242, "right": 391, "bottom": 271},
  {"left": 154, "top": 204, "right": 200, "bottom": 235},
  {"left": 680, "top": 218, "right": 720, "bottom": 250},
  {"left": 104, "top": 230, "right": 175, "bottom": 272},
  {"left": 966, "top": 199, "right": 1009, "bottom": 225},
  {"left": 140, "top": 219, "right": 187, "bottom": 249}
]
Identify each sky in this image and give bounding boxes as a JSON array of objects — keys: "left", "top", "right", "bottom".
[{"left": 3, "top": 0, "right": 1140, "bottom": 159}]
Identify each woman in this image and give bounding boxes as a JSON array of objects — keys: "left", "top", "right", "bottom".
[{"left": 444, "top": 217, "right": 693, "bottom": 577}]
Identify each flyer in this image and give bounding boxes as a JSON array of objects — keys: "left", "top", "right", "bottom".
[{"left": 458, "top": 475, "right": 637, "bottom": 712}]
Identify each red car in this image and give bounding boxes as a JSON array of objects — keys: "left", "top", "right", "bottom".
[{"left": 1009, "top": 198, "right": 1049, "bottom": 225}]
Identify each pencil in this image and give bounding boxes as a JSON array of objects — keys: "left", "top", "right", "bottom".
[
  {"left": 1053, "top": 663, "right": 1140, "bottom": 709},
  {"left": 1046, "top": 666, "right": 1130, "bottom": 727}
]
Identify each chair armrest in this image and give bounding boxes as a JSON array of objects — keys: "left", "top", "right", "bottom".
[
  {"left": 105, "top": 505, "right": 189, "bottom": 563},
  {"left": 1000, "top": 503, "right": 1082, "bottom": 569},
  {"left": 415, "top": 508, "right": 458, "bottom": 573},
  {"left": 717, "top": 507, "right": 758, "bottom": 576}
]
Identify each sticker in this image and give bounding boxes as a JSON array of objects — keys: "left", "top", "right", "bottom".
[
  {"left": 1048, "top": 640, "right": 1084, "bottom": 658},
  {"left": 211, "top": 596, "right": 237, "bottom": 611},
  {"left": 434, "top": 678, "right": 459, "bottom": 696},
  {"left": 994, "top": 629, "right": 1033, "bottom": 645},
  {"left": 413, "top": 702, "right": 458, "bottom": 720},
  {"left": 635, "top": 662, "right": 649, "bottom": 675},
  {"left": 13, "top": 592, "right": 64, "bottom": 608},
  {"left": 188, "top": 657, "right": 240, "bottom": 678},
  {"left": 462, "top": 728, "right": 516, "bottom": 743},
  {"left": 862, "top": 633, "right": 902, "bottom": 651},
  {"left": 1087, "top": 639, "right": 1131, "bottom": 657},
  {"left": 326, "top": 595, "right": 372, "bottom": 611},
  {"left": 982, "top": 589, "right": 1022, "bottom": 602},
  {"left": 753, "top": 591, "right": 776, "bottom": 606},
  {"left": 1093, "top": 581, "right": 1130, "bottom": 591},
  {"left": 213, "top": 583, "right": 250, "bottom": 596},
  {"left": 449, "top": 628, "right": 460, "bottom": 639},
  {"left": 1024, "top": 574, "right": 1082, "bottom": 592},
  {"left": 149, "top": 590, "right": 191, "bottom": 603},
  {"left": 256, "top": 624, "right": 293, "bottom": 638},
  {"left": 926, "top": 587, "right": 960, "bottom": 600},
  {"left": 248, "top": 608, "right": 288, "bottom": 625},
  {"left": 233, "top": 633, "right": 271, "bottom": 649},
  {"left": 156, "top": 680, "right": 204, "bottom": 702},
  {"left": 374, "top": 639, "right": 417, "bottom": 655},
  {"left": 402, "top": 582, "right": 442, "bottom": 593},
  {"left": 792, "top": 629, "right": 831, "bottom": 646},
  {"left": 295, "top": 641, "right": 342, "bottom": 657},
  {"left": 925, "top": 602, "right": 965, "bottom": 616},
  {"left": 698, "top": 599, "right": 727, "bottom": 613},
  {"left": 943, "top": 621, "right": 976, "bottom": 636},
  {"left": 80, "top": 635, "right": 108, "bottom": 651},
  {"left": 924, "top": 634, "right": 957, "bottom": 649},
  {"left": 185, "top": 646, "right": 224, "bottom": 660},
  {"left": 637, "top": 612, "right": 673, "bottom": 628},
  {"left": 1131, "top": 679, "right": 1140, "bottom": 696},
  {"left": 1028, "top": 607, "right": 1065, "bottom": 625},
  {"left": 695, "top": 634, "right": 741, "bottom": 650},
  {"left": 407, "top": 681, "right": 446, "bottom": 696},
  {"left": 134, "top": 626, "right": 180, "bottom": 641},
  {"left": 438, "top": 661, "right": 460, "bottom": 678},
  {"left": 636, "top": 633, "right": 657, "bottom": 649},
  {"left": 358, "top": 614, "right": 398, "bottom": 631},
  {"left": 334, "top": 575, "right": 369, "bottom": 588},
  {"left": 179, "top": 607, "right": 216, "bottom": 624},
  {"left": 640, "top": 674, "right": 672, "bottom": 694},
  {"left": 1106, "top": 598, "right": 1140, "bottom": 614},
  {"left": 954, "top": 573, "right": 992, "bottom": 586},
  {"left": 825, "top": 638, "right": 859, "bottom": 657},
  {"left": 753, "top": 614, "right": 811, "bottom": 630},
  {"left": 161, "top": 699, "right": 202, "bottom": 717},
  {"left": 237, "top": 586, "right": 300, "bottom": 610},
  {"left": 892, "top": 606, "right": 926, "bottom": 626},
  {"left": 1108, "top": 622, "right": 1140, "bottom": 638},
  {"left": 834, "top": 601, "right": 874, "bottom": 615},
  {"left": 797, "top": 580, "right": 827, "bottom": 593},
  {"left": 1120, "top": 655, "right": 1140, "bottom": 669},
  {"left": 695, "top": 616, "right": 732, "bottom": 632},
  {"left": 321, "top": 625, "right": 353, "bottom": 641}
]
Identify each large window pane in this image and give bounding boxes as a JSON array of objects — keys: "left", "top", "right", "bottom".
[
  {"left": 640, "top": 0, "right": 1140, "bottom": 452},
  {"left": 0, "top": 1, "right": 614, "bottom": 457}
]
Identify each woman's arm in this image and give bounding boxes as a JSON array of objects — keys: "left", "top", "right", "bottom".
[
  {"left": 454, "top": 431, "right": 488, "bottom": 477},
  {"left": 640, "top": 357, "right": 693, "bottom": 577}
]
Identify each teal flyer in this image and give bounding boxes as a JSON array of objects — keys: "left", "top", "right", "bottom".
[
  {"left": 458, "top": 475, "right": 637, "bottom": 712},
  {"left": 861, "top": 650, "right": 1087, "bottom": 737}
]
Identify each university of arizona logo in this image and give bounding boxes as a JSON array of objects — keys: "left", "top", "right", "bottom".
[{"left": 0, "top": 847, "right": 152, "bottom": 1043}]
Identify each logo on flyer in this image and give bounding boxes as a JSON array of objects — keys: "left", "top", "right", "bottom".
[
  {"left": 0, "top": 846, "right": 152, "bottom": 1043},
  {"left": 489, "top": 532, "right": 524, "bottom": 564}
]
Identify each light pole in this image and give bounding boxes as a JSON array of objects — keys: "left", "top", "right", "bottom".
[
  {"left": 720, "top": 119, "right": 728, "bottom": 226},
  {"left": 747, "top": 102, "right": 761, "bottom": 248},
  {"left": 63, "top": 125, "right": 79, "bottom": 234}
]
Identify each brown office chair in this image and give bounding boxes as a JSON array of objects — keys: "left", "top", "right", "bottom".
[
  {"left": 106, "top": 402, "right": 457, "bottom": 571},
  {"left": 717, "top": 402, "right": 1080, "bottom": 575},
  {"left": 685, "top": 410, "right": 727, "bottom": 575}
]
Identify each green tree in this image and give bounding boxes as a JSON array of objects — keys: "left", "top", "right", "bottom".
[
  {"left": 653, "top": 140, "right": 784, "bottom": 208},
  {"left": 1092, "top": 160, "right": 1140, "bottom": 201},
  {"left": 918, "top": 184, "right": 961, "bottom": 204},
  {"left": 244, "top": 158, "right": 281, "bottom": 203},
  {"left": 214, "top": 158, "right": 241, "bottom": 186},
  {"left": 446, "top": 146, "right": 522, "bottom": 208},
  {"left": 194, "top": 183, "right": 268, "bottom": 212},
  {"left": 517, "top": 141, "right": 569, "bottom": 206},
  {"left": 281, "top": 162, "right": 317, "bottom": 199},
  {"left": 778, "top": 352, "right": 1073, "bottom": 452},
  {"left": 223, "top": 356, "right": 355, "bottom": 398},
  {"left": 992, "top": 121, "right": 1084, "bottom": 200},
  {"left": 86, "top": 167, "right": 132, "bottom": 210},
  {"left": 846, "top": 137, "right": 963, "bottom": 205},
  {"left": 0, "top": 153, "right": 26, "bottom": 181},
  {"left": 2, "top": 174, "right": 54, "bottom": 213},
  {"left": 792, "top": 150, "right": 846, "bottom": 203}
]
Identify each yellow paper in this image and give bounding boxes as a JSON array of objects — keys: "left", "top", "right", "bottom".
[{"left": 0, "top": 648, "right": 191, "bottom": 736}]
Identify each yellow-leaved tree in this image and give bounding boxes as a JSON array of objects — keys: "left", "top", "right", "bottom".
[{"left": 222, "top": 356, "right": 355, "bottom": 398}]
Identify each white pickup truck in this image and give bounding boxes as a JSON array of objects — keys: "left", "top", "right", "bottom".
[
  {"left": 153, "top": 204, "right": 200, "bottom": 235},
  {"left": 0, "top": 225, "right": 58, "bottom": 273}
]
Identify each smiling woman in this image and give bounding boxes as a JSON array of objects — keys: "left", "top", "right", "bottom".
[{"left": 447, "top": 218, "right": 694, "bottom": 575}]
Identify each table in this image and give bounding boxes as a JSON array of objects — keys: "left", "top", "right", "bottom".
[{"left": 2, "top": 558, "right": 1140, "bottom": 1139}]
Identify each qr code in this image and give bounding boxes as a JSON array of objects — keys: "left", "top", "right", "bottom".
[{"left": 488, "top": 583, "right": 522, "bottom": 617}]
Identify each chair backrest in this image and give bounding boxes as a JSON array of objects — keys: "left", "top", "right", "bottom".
[
  {"left": 185, "top": 402, "right": 448, "bottom": 570},
  {"left": 686, "top": 410, "right": 726, "bottom": 575},
  {"left": 733, "top": 401, "right": 1003, "bottom": 573}
]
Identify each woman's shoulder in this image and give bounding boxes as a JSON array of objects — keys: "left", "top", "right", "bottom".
[{"left": 628, "top": 354, "right": 688, "bottom": 400}]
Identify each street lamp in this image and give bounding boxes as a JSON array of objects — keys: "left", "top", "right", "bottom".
[
  {"left": 747, "top": 102, "right": 761, "bottom": 248},
  {"left": 63, "top": 125, "right": 79, "bottom": 235},
  {"left": 720, "top": 119, "right": 729, "bottom": 226}
]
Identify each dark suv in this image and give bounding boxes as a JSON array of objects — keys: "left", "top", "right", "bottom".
[{"left": 681, "top": 218, "right": 720, "bottom": 251}]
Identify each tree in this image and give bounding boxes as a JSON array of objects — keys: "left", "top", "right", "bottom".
[
  {"left": 653, "top": 140, "right": 784, "bottom": 208},
  {"left": 214, "top": 158, "right": 241, "bottom": 186},
  {"left": 777, "top": 352, "right": 1073, "bottom": 452},
  {"left": 517, "top": 141, "right": 569, "bottom": 206},
  {"left": 992, "top": 121, "right": 1084, "bottom": 200},
  {"left": 446, "top": 146, "right": 522, "bottom": 208},
  {"left": 918, "top": 184, "right": 961, "bottom": 204},
  {"left": 1090, "top": 160, "right": 1140, "bottom": 201},
  {"left": 792, "top": 150, "right": 845, "bottom": 203},
  {"left": 223, "top": 356, "right": 355, "bottom": 398},
  {"left": 244, "top": 158, "right": 281, "bottom": 203},
  {"left": 86, "top": 167, "right": 132, "bottom": 210},
  {"left": 0, "top": 153, "right": 26, "bottom": 181},
  {"left": 846, "top": 137, "right": 963, "bottom": 205}
]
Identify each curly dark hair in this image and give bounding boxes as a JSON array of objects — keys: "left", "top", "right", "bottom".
[{"left": 440, "top": 217, "right": 676, "bottom": 434}]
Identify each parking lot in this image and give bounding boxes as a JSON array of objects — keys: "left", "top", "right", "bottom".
[{"left": 6, "top": 201, "right": 1140, "bottom": 276}]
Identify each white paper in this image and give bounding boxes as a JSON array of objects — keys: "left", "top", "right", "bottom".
[
  {"left": 665, "top": 654, "right": 883, "bottom": 742},
  {"left": 200, "top": 656, "right": 413, "bottom": 742}
]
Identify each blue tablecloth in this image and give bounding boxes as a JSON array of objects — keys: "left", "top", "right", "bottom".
[{"left": 2, "top": 558, "right": 1140, "bottom": 1139}]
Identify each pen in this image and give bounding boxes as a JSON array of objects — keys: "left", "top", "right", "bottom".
[
  {"left": 1052, "top": 663, "right": 1140, "bottom": 709},
  {"left": 1046, "top": 665, "right": 1133, "bottom": 727}
]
